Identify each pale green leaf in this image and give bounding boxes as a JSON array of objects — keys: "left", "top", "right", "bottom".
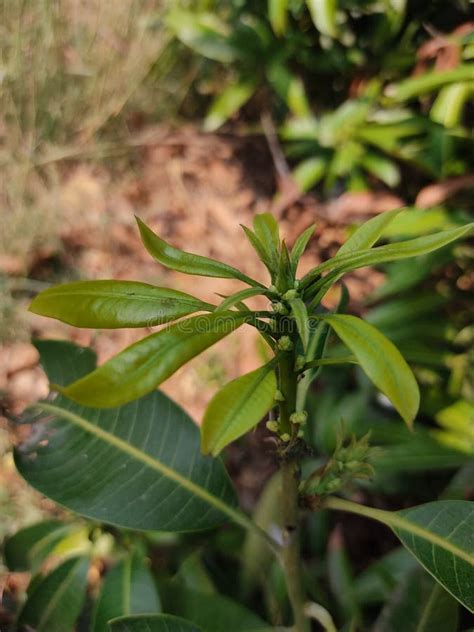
[
  {"left": 204, "top": 82, "right": 256, "bottom": 132},
  {"left": 386, "top": 66, "right": 474, "bottom": 101},
  {"left": 306, "top": 0, "right": 338, "bottom": 38},
  {"left": 29, "top": 281, "right": 212, "bottom": 328},
  {"left": 338, "top": 208, "right": 402, "bottom": 255},
  {"left": 201, "top": 363, "right": 277, "bottom": 455},
  {"left": 319, "top": 314, "right": 419, "bottom": 426},
  {"left": 290, "top": 223, "right": 315, "bottom": 273},
  {"left": 268, "top": 0, "right": 289, "bottom": 35},
  {"left": 292, "top": 157, "right": 326, "bottom": 192},
  {"left": 289, "top": 298, "right": 310, "bottom": 351}
]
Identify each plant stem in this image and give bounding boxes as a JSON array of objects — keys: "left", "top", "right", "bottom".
[{"left": 278, "top": 351, "right": 309, "bottom": 632}]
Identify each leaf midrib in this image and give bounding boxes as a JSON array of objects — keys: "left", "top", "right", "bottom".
[
  {"left": 37, "top": 557, "right": 84, "bottom": 631},
  {"left": 39, "top": 289, "right": 205, "bottom": 307},
  {"left": 31, "top": 402, "right": 247, "bottom": 532}
]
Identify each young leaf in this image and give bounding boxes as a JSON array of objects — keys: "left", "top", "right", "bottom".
[
  {"left": 57, "top": 312, "right": 248, "bottom": 408},
  {"left": 217, "top": 286, "right": 265, "bottom": 311},
  {"left": 92, "top": 553, "right": 161, "bottom": 632},
  {"left": 373, "top": 567, "right": 459, "bottom": 632},
  {"left": 136, "top": 217, "right": 260, "bottom": 287},
  {"left": 16, "top": 340, "right": 239, "bottom": 532},
  {"left": 241, "top": 224, "right": 274, "bottom": 273},
  {"left": 268, "top": 0, "right": 289, "bottom": 36},
  {"left": 253, "top": 213, "right": 280, "bottom": 270},
  {"left": 18, "top": 556, "right": 89, "bottom": 632},
  {"left": 337, "top": 208, "right": 402, "bottom": 255},
  {"left": 290, "top": 224, "right": 315, "bottom": 273},
  {"left": 325, "top": 498, "right": 474, "bottom": 613},
  {"left": 303, "top": 223, "right": 473, "bottom": 288},
  {"left": 201, "top": 363, "right": 277, "bottom": 456},
  {"left": 29, "top": 280, "right": 213, "bottom": 328},
  {"left": 306, "top": 0, "right": 338, "bottom": 38},
  {"left": 386, "top": 65, "right": 474, "bottom": 101},
  {"left": 319, "top": 314, "right": 419, "bottom": 426},
  {"left": 204, "top": 81, "right": 256, "bottom": 132},
  {"left": 289, "top": 298, "right": 310, "bottom": 351},
  {"left": 292, "top": 157, "right": 326, "bottom": 193},
  {"left": 109, "top": 614, "right": 203, "bottom": 632}
]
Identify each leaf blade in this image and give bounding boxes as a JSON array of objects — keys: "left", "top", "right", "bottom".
[
  {"left": 30, "top": 280, "right": 212, "bottom": 328},
  {"left": 320, "top": 314, "right": 419, "bottom": 426},
  {"left": 201, "top": 364, "right": 277, "bottom": 456},
  {"left": 289, "top": 298, "right": 310, "bottom": 351},
  {"left": 58, "top": 312, "right": 248, "bottom": 408},
  {"left": 109, "top": 614, "right": 203, "bottom": 632}
]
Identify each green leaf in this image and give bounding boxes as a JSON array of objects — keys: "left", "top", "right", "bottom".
[
  {"left": 387, "top": 66, "right": 474, "bottom": 101},
  {"left": 289, "top": 298, "right": 310, "bottom": 351},
  {"left": 291, "top": 157, "right": 326, "bottom": 192},
  {"left": 161, "top": 583, "right": 269, "bottom": 631},
  {"left": 204, "top": 81, "right": 256, "bottom": 132},
  {"left": 167, "top": 10, "right": 238, "bottom": 63},
  {"left": 319, "top": 314, "right": 419, "bottom": 426},
  {"left": 16, "top": 395, "right": 239, "bottom": 532},
  {"left": 29, "top": 280, "right": 212, "bottom": 328},
  {"left": 92, "top": 553, "right": 161, "bottom": 632},
  {"left": 57, "top": 311, "right": 248, "bottom": 408},
  {"left": 3, "top": 520, "right": 68, "bottom": 572},
  {"left": 303, "top": 223, "right": 473, "bottom": 288},
  {"left": 253, "top": 213, "right": 280, "bottom": 270},
  {"left": 33, "top": 339, "right": 96, "bottom": 385},
  {"left": 290, "top": 224, "right": 315, "bottom": 273},
  {"left": 268, "top": 0, "right": 289, "bottom": 35},
  {"left": 325, "top": 498, "right": 474, "bottom": 613},
  {"left": 354, "top": 547, "right": 416, "bottom": 605},
  {"left": 337, "top": 208, "right": 401, "bottom": 255},
  {"left": 136, "top": 218, "right": 259, "bottom": 287},
  {"left": 431, "top": 82, "right": 474, "bottom": 128},
  {"left": 18, "top": 556, "right": 89, "bottom": 632},
  {"left": 306, "top": 0, "right": 338, "bottom": 38},
  {"left": 373, "top": 567, "right": 459, "bottom": 632},
  {"left": 109, "top": 614, "right": 203, "bottom": 632},
  {"left": 241, "top": 225, "right": 274, "bottom": 273},
  {"left": 360, "top": 152, "right": 401, "bottom": 187},
  {"left": 217, "top": 286, "right": 265, "bottom": 311},
  {"left": 15, "top": 341, "right": 239, "bottom": 532},
  {"left": 201, "top": 363, "right": 277, "bottom": 456}
]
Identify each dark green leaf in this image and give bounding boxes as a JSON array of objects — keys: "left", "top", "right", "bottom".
[
  {"left": 201, "top": 363, "right": 277, "bottom": 455},
  {"left": 137, "top": 218, "right": 258, "bottom": 286},
  {"left": 161, "top": 583, "right": 269, "bottom": 631},
  {"left": 354, "top": 547, "right": 416, "bottom": 605},
  {"left": 33, "top": 339, "right": 96, "bottom": 385},
  {"left": 373, "top": 567, "right": 459, "bottom": 632},
  {"left": 319, "top": 314, "right": 419, "bottom": 426},
  {"left": 4, "top": 520, "right": 67, "bottom": 572},
  {"left": 326, "top": 499, "right": 474, "bottom": 613},
  {"left": 109, "top": 614, "right": 203, "bottom": 632},
  {"left": 92, "top": 552, "right": 161, "bottom": 632},
  {"left": 18, "top": 556, "right": 89, "bottom": 632},
  {"left": 30, "top": 280, "right": 212, "bottom": 328},
  {"left": 57, "top": 311, "right": 248, "bottom": 408}
]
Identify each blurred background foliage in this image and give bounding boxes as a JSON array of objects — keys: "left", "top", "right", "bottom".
[{"left": 0, "top": 1, "right": 473, "bottom": 629}]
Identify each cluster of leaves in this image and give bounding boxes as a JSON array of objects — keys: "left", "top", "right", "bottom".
[
  {"left": 168, "top": 0, "right": 473, "bottom": 191},
  {"left": 3, "top": 213, "right": 473, "bottom": 630}
]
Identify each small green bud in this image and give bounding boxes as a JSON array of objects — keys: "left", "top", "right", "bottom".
[
  {"left": 274, "top": 389, "right": 285, "bottom": 402},
  {"left": 290, "top": 411, "right": 308, "bottom": 425},
  {"left": 282, "top": 289, "right": 298, "bottom": 301},
  {"left": 297, "top": 429, "right": 305, "bottom": 438},
  {"left": 295, "top": 355, "right": 306, "bottom": 371},
  {"left": 273, "top": 302, "right": 289, "bottom": 315},
  {"left": 345, "top": 460, "right": 362, "bottom": 472},
  {"left": 266, "top": 420, "right": 279, "bottom": 432},
  {"left": 280, "top": 433, "right": 291, "bottom": 442},
  {"left": 277, "top": 336, "right": 293, "bottom": 351},
  {"left": 269, "top": 284, "right": 278, "bottom": 294},
  {"left": 294, "top": 280, "right": 300, "bottom": 289},
  {"left": 326, "top": 477, "right": 342, "bottom": 492}
]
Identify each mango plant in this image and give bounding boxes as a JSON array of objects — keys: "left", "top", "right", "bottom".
[{"left": 10, "top": 212, "right": 474, "bottom": 631}]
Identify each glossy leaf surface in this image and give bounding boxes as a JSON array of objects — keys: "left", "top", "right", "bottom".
[
  {"left": 337, "top": 208, "right": 401, "bottom": 255},
  {"left": 290, "top": 224, "right": 315, "bottom": 272},
  {"left": 92, "top": 553, "right": 161, "bottom": 632},
  {"left": 30, "top": 281, "right": 211, "bottom": 328},
  {"left": 18, "top": 556, "right": 89, "bottom": 632},
  {"left": 109, "top": 614, "right": 203, "bottom": 632},
  {"left": 320, "top": 314, "right": 419, "bottom": 426},
  {"left": 57, "top": 312, "right": 247, "bottom": 408},
  {"left": 289, "top": 298, "right": 310, "bottom": 351},
  {"left": 201, "top": 364, "right": 277, "bottom": 455},
  {"left": 16, "top": 340, "right": 238, "bottom": 532},
  {"left": 137, "top": 218, "right": 256, "bottom": 285}
]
